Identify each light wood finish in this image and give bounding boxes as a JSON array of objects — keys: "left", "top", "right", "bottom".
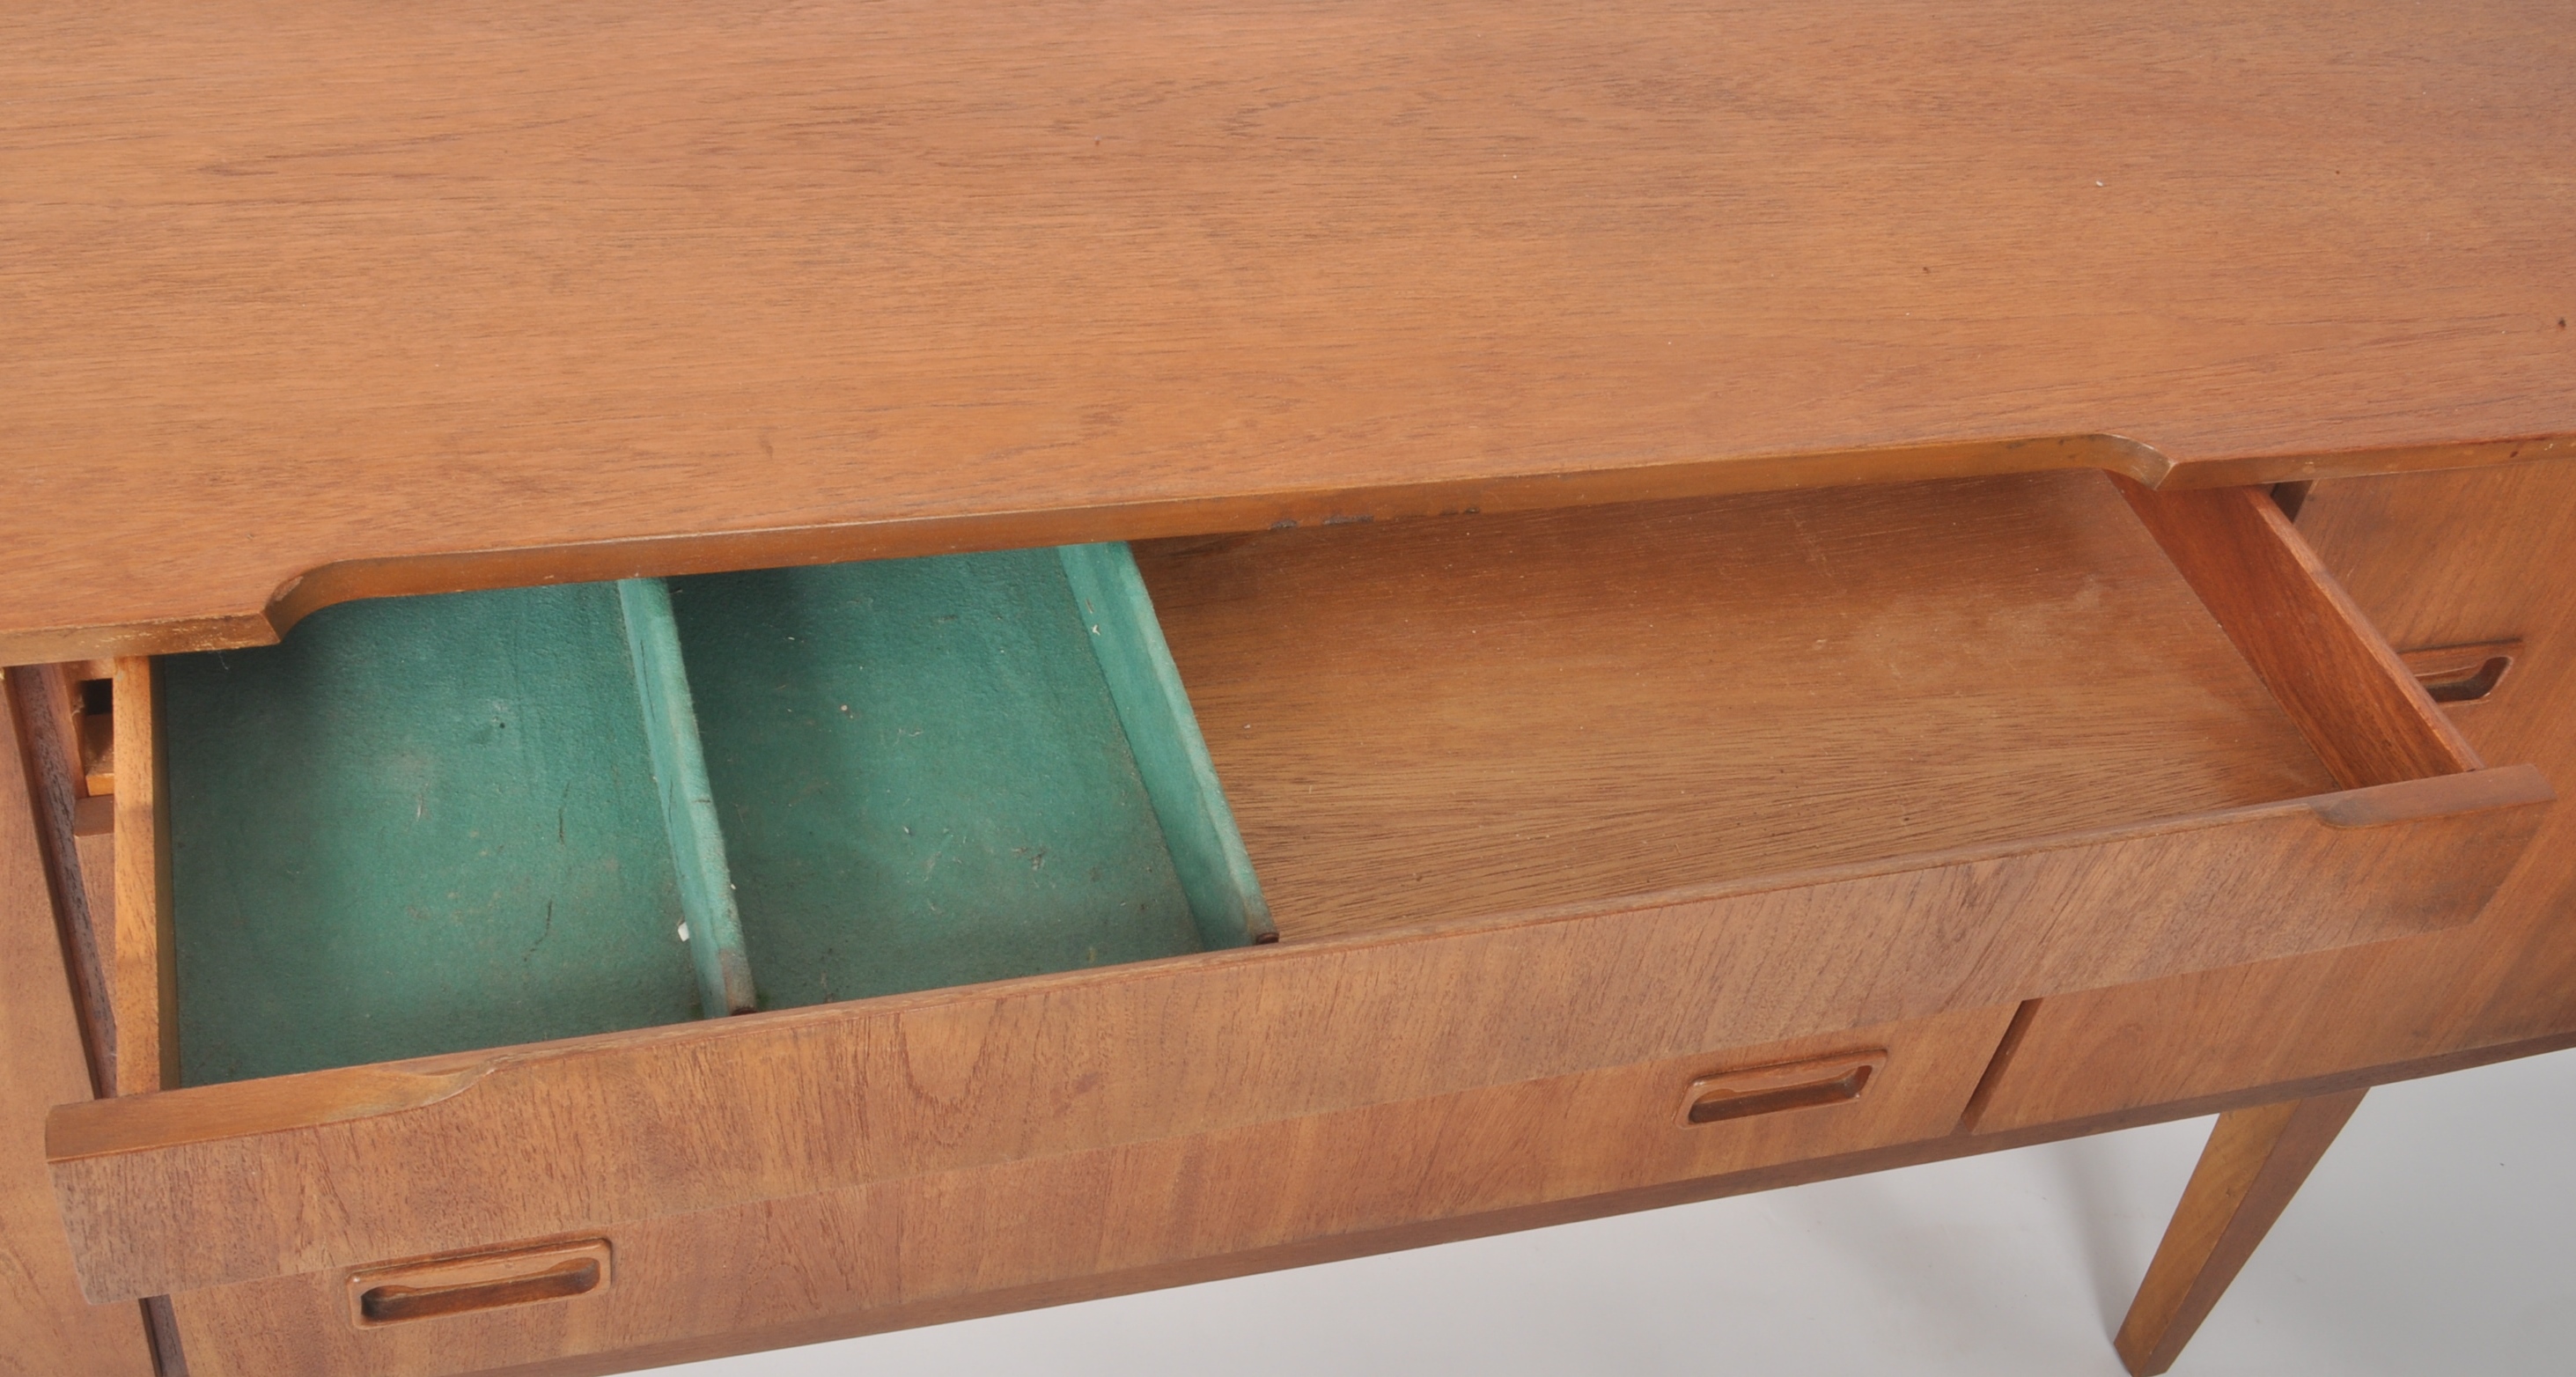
[
  {"left": 1140, "top": 472, "right": 2340, "bottom": 939},
  {"left": 0, "top": 674, "right": 161, "bottom": 1375},
  {"left": 107, "top": 658, "right": 175, "bottom": 1097},
  {"left": 1967, "top": 461, "right": 2576, "bottom": 1131},
  {"left": 43, "top": 761, "right": 2547, "bottom": 1304},
  {"left": 6, "top": 3, "right": 2576, "bottom": 662},
  {"left": 166, "top": 1005, "right": 2019, "bottom": 1377},
  {"left": 2112, "top": 479, "right": 2478, "bottom": 787},
  {"left": 2114, "top": 1091, "right": 2368, "bottom": 1376}
]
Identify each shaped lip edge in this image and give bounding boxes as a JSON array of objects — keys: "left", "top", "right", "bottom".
[
  {"left": 45, "top": 1062, "right": 494, "bottom": 1163},
  {"left": 2308, "top": 763, "right": 2553, "bottom": 828}
]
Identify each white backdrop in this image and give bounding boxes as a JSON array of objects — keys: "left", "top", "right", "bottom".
[{"left": 654, "top": 1048, "right": 2576, "bottom": 1376}]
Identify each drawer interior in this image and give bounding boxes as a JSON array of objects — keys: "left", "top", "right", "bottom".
[
  {"left": 163, "top": 544, "right": 1270, "bottom": 1085},
  {"left": 1137, "top": 470, "right": 2346, "bottom": 939},
  {"left": 120, "top": 468, "right": 2472, "bottom": 1086}
]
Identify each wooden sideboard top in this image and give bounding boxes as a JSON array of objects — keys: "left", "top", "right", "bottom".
[{"left": 4, "top": 0, "right": 2572, "bottom": 660}]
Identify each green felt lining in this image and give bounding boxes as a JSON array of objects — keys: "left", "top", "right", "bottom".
[
  {"left": 164, "top": 544, "right": 1262, "bottom": 1083},
  {"left": 667, "top": 547, "right": 1215, "bottom": 1008},
  {"left": 166, "top": 582, "right": 704, "bottom": 1086}
]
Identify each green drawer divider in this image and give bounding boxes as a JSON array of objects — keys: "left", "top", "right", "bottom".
[
  {"left": 666, "top": 549, "right": 1218, "bottom": 1007},
  {"left": 1057, "top": 542, "right": 1276, "bottom": 948},
  {"left": 616, "top": 578, "right": 757, "bottom": 1016}
]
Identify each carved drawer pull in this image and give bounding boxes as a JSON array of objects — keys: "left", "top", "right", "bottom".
[
  {"left": 348, "top": 1240, "right": 610, "bottom": 1327},
  {"left": 1683, "top": 1050, "right": 1888, "bottom": 1125}
]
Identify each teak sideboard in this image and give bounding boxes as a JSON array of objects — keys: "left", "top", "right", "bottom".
[{"left": 3, "top": 4, "right": 2572, "bottom": 1375}]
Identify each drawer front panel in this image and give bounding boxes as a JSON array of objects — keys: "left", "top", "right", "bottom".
[
  {"left": 51, "top": 767, "right": 2547, "bottom": 1302},
  {"left": 169, "top": 1005, "right": 2020, "bottom": 1377}
]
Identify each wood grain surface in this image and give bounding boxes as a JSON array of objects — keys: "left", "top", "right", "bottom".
[
  {"left": 2113, "top": 480, "right": 2477, "bottom": 787},
  {"left": 1139, "top": 471, "right": 2336, "bottom": 938},
  {"left": 156, "top": 1031, "right": 2576, "bottom": 1377},
  {"left": 4, "top": 1, "right": 2575, "bottom": 660},
  {"left": 0, "top": 674, "right": 161, "bottom": 1374},
  {"left": 107, "top": 659, "right": 175, "bottom": 1097},
  {"left": 46, "top": 762, "right": 2547, "bottom": 1303},
  {"left": 1969, "top": 460, "right": 2576, "bottom": 1130},
  {"left": 163, "top": 1005, "right": 2024, "bottom": 1377},
  {"left": 2113, "top": 1091, "right": 2367, "bottom": 1376}
]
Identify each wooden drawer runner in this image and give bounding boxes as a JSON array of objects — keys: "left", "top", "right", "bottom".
[
  {"left": 37, "top": 469, "right": 2551, "bottom": 1306},
  {"left": 166, "top": 1005, "right": 2020, "bottom": 1377}
]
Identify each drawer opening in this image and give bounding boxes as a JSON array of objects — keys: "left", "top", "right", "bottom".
[{"left": 155, "top": 543, "right": 1270, "bottom": 1085}]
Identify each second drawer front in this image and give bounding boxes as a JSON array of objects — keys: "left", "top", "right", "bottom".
[{"left": 168, "top": 1004, "right": 2019, "bottom": 1377}]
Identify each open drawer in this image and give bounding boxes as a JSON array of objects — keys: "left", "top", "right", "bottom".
[{"left": 40, "top": 468, "right": 2550, "bottom": 1307}]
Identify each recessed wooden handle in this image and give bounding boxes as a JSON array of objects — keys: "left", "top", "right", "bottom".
[
  {"left": 348, "top": 1240, "right": 609, "bottom": 1327},
  {"left": 2400, "top": 640, "right": 2520, "bottom": 705},
  {"left": 1682, "top": 1049, "right": 1888, "bottom": 1125}
]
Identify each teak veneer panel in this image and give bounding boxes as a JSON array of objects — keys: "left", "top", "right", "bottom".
[
  {"left": 161, "top": 1005, "right": 2021, "bottom": 1377},
  {"left": 1138, "top": 471, "right": 2337, "bottom": 938},
  {"left": 45, "top": 762, "right": 2547, "bottom": 1303},
  {"left": 6, "top": 1, "right": 2576, "bottom": 660}
]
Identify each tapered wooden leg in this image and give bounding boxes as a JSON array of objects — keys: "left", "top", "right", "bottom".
[{"left": 2114, "top": 1089, "right": 2367, "bottom": 1375}]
